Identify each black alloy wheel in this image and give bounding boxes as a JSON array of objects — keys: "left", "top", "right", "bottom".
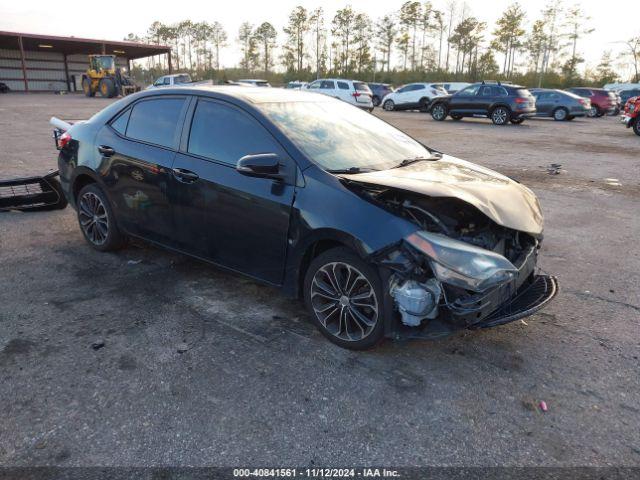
[{"left": 304, "top": 248, "right": 384, "bottom": 350}]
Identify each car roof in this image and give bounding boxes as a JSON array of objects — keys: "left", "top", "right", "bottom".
[{"left": 135, "top": 84, "right": 335, "bottom": 104}]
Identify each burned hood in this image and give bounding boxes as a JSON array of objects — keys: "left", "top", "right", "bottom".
[{"left": 341, "top": 155, "right": 544, "bottom": 235}]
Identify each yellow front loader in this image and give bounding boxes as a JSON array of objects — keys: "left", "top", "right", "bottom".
[{"left": 81, "top": 55, "right": 140, "bottom": 98}]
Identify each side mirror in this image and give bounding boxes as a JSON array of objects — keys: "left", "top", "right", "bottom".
[{"left": 236, "top": 153, "right": 283, "bottom": 179}]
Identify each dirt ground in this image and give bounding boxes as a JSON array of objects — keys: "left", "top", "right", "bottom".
[{"left": 0, "top": 93, "right": 638, "bottom": 467}]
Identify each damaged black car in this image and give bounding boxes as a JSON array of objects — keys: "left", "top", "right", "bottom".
[{"left": 53, "top": 86, "right": 558, "bottom": 349}]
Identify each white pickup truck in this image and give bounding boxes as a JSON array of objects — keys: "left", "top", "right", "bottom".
[{"left": 146, "top": 73, "right": 192, "bottom": 89}]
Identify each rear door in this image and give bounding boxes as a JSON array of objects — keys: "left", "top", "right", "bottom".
[
  {"left": 336, "top": 80, "right": 352, "bottom": 103},
  {"left": 170, "top": 97, "right": 297, "bottom": 284},
  {"left": 94, "top": 95, "right": 189, "bottom": 245},
  {"left": 534, "top": 92, "right": 553, "bottom": 115}
]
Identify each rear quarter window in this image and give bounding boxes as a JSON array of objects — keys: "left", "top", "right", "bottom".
[
  {"left": 125, "top": 97, "right": 186, "bottom": 148},
  {"left": 110, "top": 108, "right": 131, "bottom": 135}
]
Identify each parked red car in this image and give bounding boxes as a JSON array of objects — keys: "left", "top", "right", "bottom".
[
  {"left": 566, "top": 87, "right": 618, "bottom": 117},
  {"left": 621, "top": 95, "right": 640, "bottom": 136}
]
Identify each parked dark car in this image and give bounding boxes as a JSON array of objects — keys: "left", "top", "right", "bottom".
[
  {"left": 430, "top": 82, "right": 537, "bottom": 125},
  {"left": 529, "top": 88, "right": 590, "bottom": 121},
  {"left": 53, "top": 86, "right": 557, "bottom": 349},
  {"left": 368, "top": 83, "right": 394, "bottom": 107},
  {"left": 619, "top": 88, "right": 640, "bottom": 106},
  {"left": 565, "top": 87, "right": 617, "bottom": 117}
]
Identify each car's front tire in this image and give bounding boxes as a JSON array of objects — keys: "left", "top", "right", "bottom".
[
  {"left": 304, "top": 247, "right": 385, "bottom": 350},
  {"left": 431, "top": 103, "right": 447, "bottom": 121},
  {"left": 491, "top": 106, "right": 511, "bottom": 125},
  {"left": 77, "top": 183, "right": 125, "bottom": 252},
  {"left": 383, "top": 100, "right": 395, "bottom": 111}
]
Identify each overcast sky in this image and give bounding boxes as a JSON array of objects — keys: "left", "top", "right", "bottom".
[{"left": 1, "top": 0, "right": 638, "bottom": 75}]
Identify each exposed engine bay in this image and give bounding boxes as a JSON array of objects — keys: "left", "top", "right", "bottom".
[{"left": 350, "top": 182, "right": 545, "bottom": 334}]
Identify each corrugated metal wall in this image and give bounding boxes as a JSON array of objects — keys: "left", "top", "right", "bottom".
[{"left": 0, "top": 48, "right": 127, "bottom": 92}]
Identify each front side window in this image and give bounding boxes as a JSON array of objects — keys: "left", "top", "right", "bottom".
[
  {"left": 308, "top": 81, "right": 321, "bottom": 89},
  {"left": 188, "top": 100, "right": 283, "bottom": 166},
  {"left": 259, "top": 100, "right": 432, "bottom": 172},
  {"left": 126, "top": 98, "right": 185, "bottom": 148},
  {"left": 456, "top": 84, "right": 481, "bottom": 96}
]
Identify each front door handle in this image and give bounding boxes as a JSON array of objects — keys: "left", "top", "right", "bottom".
[
  {"left": 98, "top": 145, "right": 115, "bottom": 157},
  {"left": 172, "top": 168, "right": 199, "bottom": 183}
]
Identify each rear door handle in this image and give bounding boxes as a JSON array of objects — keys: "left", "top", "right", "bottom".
[
  {"left": 172, "top": 168, "right": 199, "bottom": 183},
  {"left": 98, "top": 145, "right": 115, "bottom": 157}
]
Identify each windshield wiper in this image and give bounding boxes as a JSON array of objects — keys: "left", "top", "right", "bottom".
[
  {"left": 392, "top": 153, "right": 442, "bottom": 169},
  {"left": 327, "top": 167, "right": 379, "bottom": 174}
]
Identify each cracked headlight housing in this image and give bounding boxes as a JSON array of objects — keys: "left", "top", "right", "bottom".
[{"left": 405, "top": 231, "right": 518, "bottom": 292}]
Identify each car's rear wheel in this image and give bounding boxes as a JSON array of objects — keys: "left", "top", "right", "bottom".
[
  {"left": 372, "top": 95, "right": 381, "bottom": 107},
  {"left": 383, "top": 100, "right": 395, "bottom": 111},
  {"left": 588, "top": 106, "right": 602, "bottom": 117},
  {"left": 491, "top": 106, "right": 511, "bottom": 125},
  {"left": 633, "top": 119, "right": 640, "bottom": 136},
  {"left": 431, "top": 103, "right": 447, "bottom": 121},
  {"left": 77, "top": 184, "right": 124, "bottom": 252},
  {"left": 553, "top": 107, "right": 568, "bottom": 121},
  {"left": 304, "top": 247, "right": 385, "bottom": 350}
]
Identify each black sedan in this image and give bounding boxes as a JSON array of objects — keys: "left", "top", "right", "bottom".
[{"left": 54, "top": 86, "right": 557, "bottom": 349}]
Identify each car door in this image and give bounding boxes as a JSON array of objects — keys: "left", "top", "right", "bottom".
[
  {"left": 336, "top": 80, "right": 352, "bottom": 103},
  {"left": 319, "top": 80, "right": 337, "bottom": 99},
  {"left": 449, "top": 84, "right": 481, "bottom": 113},
  {"left": 94, "top": 95, "right": 189, "bottom": 245},
  {"left": 170, "top": 97, "right": 297, "bottom": 284},
  {"left": 393, "top": 84, "right": 414, "bottom": 106}
]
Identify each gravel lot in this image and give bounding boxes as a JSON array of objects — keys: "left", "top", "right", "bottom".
[{"left": 0, "top": 94, "right": 638, "bottom": 467}]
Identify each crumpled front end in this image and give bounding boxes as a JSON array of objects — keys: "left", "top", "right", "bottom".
[{"left": 359, "top": 187, "right": 558, "bottom": 339}]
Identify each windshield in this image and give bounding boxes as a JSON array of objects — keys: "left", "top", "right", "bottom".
[{"left": 259, "top": 100, "right": 431, "bottom": 171}]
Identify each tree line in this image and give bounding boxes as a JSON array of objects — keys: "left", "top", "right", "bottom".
[{"left": 125, "top": 1, "right": 640, "bottom": 88}]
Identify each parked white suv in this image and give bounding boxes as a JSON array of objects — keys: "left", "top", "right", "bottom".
[
  {"left": 381, "top": 83, "right": 447, "bottom": 111},
  {"left": 146, "top": 73, "right": 192, "bottom": 89},
  {"left": 306, "top": 78, "right": 374, "bottom": 111}
]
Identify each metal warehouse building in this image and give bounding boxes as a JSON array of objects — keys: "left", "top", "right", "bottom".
[{"left": 0, "top": 31, "right": 172, "bottom": 92}]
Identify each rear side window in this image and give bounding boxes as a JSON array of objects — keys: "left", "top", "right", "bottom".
[
  {"left": 337, "top": 81, "right": 349, "bottom": 90},
  {"left": 111, "top": 108, "right": 131, "bottom": 135},
  {"left": 126, "top": 98, "right": 185, "bottom": 148},
  {"left": 188, "top": 100, "right": 283, "bottom": 166}
]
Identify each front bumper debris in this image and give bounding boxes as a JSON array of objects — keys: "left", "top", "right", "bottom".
[
  {"left": 392, "top": 274, "right": 558, "bottom": 340},
  {"left": 0, "top": 170, "right": 68, "bottom": 211},
  {"left": 471, "top": 274, "right": 558, "bottom": 329}
]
